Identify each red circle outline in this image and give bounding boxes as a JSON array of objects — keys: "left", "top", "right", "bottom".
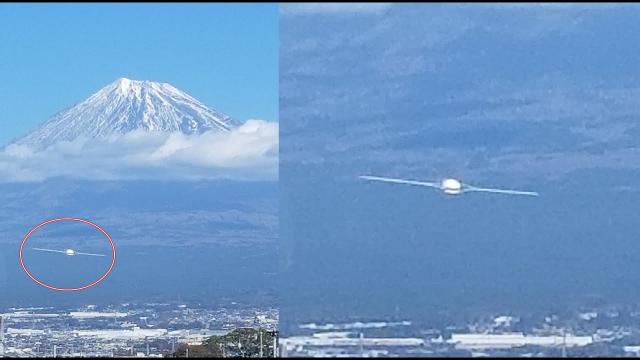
[{"left": 19, "top": 217, "right": 117, "bottom": 292}]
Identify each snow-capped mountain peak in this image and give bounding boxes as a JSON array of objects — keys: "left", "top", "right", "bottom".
[{"left": 15, "top": 78, "right": 238, "bottom": 148}]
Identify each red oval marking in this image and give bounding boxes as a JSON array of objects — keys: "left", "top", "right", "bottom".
[{"left": 19, "top": 217, "right": 117, "bottom": 292}]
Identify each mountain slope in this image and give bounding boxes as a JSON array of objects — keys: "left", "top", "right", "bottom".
[{"left": 15, "top": 78, "right": 238, "bottom": 148}]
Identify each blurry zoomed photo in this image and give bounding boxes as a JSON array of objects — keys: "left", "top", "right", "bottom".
[
  {"left": 280, "top": 3, "right": 640, "bottom": 357},
  {"left": 0, "top": 3, "right": 278, "bottom": 358}
]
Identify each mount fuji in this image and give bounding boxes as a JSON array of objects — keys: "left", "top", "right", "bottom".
[
  {"left": 1, "top": 80, "right": 277, "bottom": 305},
  {"left": 14, "top": 78, "right": 239, "bottom": 148}
]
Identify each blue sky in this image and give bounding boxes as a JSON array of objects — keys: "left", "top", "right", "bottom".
[
  {"left": 0, "top": 3, "right": 278, "bottom": 145},
  {"left": 280, "top": 3, "right": 640, "bottom": 183}
]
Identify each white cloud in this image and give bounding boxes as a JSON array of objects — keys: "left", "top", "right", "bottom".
[
  {"left": 0, "top": 119, "right": 278, "bottom": 183},
  {"left": 280, "top": 3, "right": 392, "bottom": 16}
]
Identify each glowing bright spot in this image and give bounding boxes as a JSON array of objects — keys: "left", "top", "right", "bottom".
[{"left": 442, "top": 178, "right": 462, "bottom": 190}]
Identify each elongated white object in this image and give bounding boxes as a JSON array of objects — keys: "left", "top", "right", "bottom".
[
  {"left": 359, "top": 175, "right": 440, "bottom": 189},
  {"left": 464, "top": 185, "right": 539, "bottom": 196},
  {"left": 32, "top": 247, "right": 106, "bottom": 257},
  {"left": 360, "top": 175, "right": 538, "bottom": 197}
]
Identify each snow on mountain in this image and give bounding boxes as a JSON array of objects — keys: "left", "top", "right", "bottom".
[{"left": 15, "top": 78, "right": 239, "bottom": 148}]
